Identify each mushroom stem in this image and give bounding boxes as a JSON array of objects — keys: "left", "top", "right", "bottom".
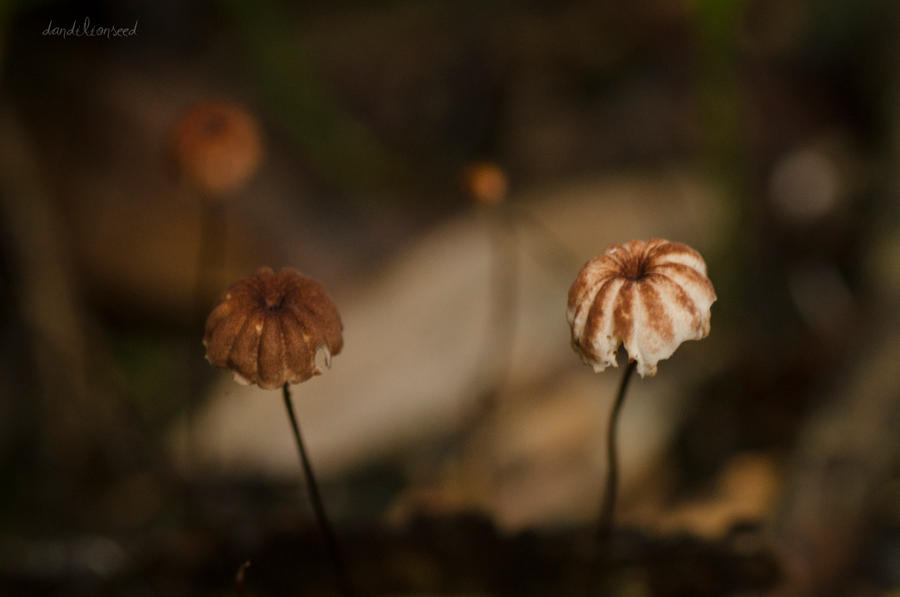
[
  {"left": 196, "top": 194, "right": 226, "bottom": 299},
  {"left": 597, "top": 358, "right": 637, "bottom": 541},
  {"left": 509, "top": 204, "right": 581, "bottom": 270},
  {"left": 281, "top": 383, "right": 354, "bottom": 597},
  {"left": 188, "top": 195, "right": 225, "bottom": 471},
  {"left": 484, "top": 204, "right": 517, "bottom": 411},
  {"left": 586, "top": 358, "right": 637, "bottom": 596}
]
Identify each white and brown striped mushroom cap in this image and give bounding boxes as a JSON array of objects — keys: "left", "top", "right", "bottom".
[
  {"left": 203, "top": 267, "right": 343, "bottom": 390},
  {"left": 567, "top": 239, "right": 716, "bottom": 377}
]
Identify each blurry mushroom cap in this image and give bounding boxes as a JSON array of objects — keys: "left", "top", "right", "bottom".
[
  {"left": 462, "top": 161, "right": 508, "bottom": 205},
  {"left": 567, "top": 239, "right": 716, "bottom": 377},
  {"left": 170, "top": 100, "right": 263, "bottom": 196},
  {"left": 203, "top": 267, "right": 343, "bottom": 390}
]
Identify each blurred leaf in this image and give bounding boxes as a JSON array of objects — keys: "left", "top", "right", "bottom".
[
  {"left": 693, "top": 0, "right": 750, "bottom": 319},
  {"left": 110, "top": 330, "right": 187, "bottom": 430},
  {"left": 218, "top": 0, "right": 407, "bottom": 192}
]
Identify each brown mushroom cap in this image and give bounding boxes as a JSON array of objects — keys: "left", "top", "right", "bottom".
[
  {"left": 462, "top": 161, "right": 508, "bottom": 206},
  {"left": 203, "top": 267, "right": 343, "bottom": 389},
  {"left": 567, "top": 239, "right": 716, "bottom": 377},
  {"left": 170, "top": 100, "right": 263, "bottom": 196}
]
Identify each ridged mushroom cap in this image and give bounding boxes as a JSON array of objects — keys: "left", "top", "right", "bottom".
[
  {"left": 170, "top": 100, "right": 263, "bottom": 196},
  {"left": 567, "top": 239, "right": 716, "bottom": 377},
  {"left": 203, "top": 267, "right": 343, "bottom": 389}
]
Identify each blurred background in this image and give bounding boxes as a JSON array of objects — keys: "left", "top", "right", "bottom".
[{"left": 1, "top": 0, "right": 899, "bottom": 595}]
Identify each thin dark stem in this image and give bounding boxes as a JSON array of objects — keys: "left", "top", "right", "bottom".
[
  {"left": 586, "top": 359, "right": 637, "bottom": 596},
  {"left": 597, "top": 359, "right": 637, "bottom": 541},
  {"left": 282, "top": 383, "right": 354, "bottom": 597}
]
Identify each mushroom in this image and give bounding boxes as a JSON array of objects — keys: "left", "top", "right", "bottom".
[
  {"left": 203, "top": 266, "right": 343, "bottom": 389},
  {"left": 462, "top": 161, "right": 508, "bottom": 206},
  {"left": 170, "top": 100, "right": 263, "bottom": 197},
  {"left": 567, "top": 238, "right": 716, "bottom": 377},
  {"left": 203, "top": 267, "right": 352, "bottom": 596},
  {"left": 567, "top": 239, "right": 716, "bottom": 580}
]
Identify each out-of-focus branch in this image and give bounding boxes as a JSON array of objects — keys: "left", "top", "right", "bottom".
[
  {"left": 769, "top": 8, "right": 900, "bottom": 592},
  {"left": 0, "top": 101, "right": 109, "bottom": 467}
]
